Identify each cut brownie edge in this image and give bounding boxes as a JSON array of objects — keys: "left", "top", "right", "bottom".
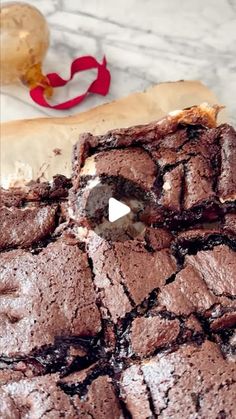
[
  {"left": 72, "top": 104, "right": 221, "bottom": 176},
  {"left": 0, "top": 204, "right": 59, "bottom": 251},
  {"left": 0, "top": 175, "right": 72, "bottom": 206},
  {"left": 71, "top": 118, "right": 236, "bottom": 230},
  {"left": 0, "top": 175, "right": 73, "bottom": 251}
]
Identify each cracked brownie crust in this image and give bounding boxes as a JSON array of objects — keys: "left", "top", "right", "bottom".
[
  {"left": 120, "top": 340, "right": 236, "bottom": 418},
  {"left": 0, "top": 240, "right": 101, "bottom": 359},
  {"left": 71, "top": 105, "right": 235, "bottom": 228},
  {"left": 0, "top": 105, "right": 235, "bottom": 418}
]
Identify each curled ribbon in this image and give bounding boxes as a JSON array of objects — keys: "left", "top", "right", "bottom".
[{"left": 30, "top": 56, "right": 111, "bottom": 110}]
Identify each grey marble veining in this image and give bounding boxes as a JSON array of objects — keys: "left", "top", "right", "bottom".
[{"left": 1, "top": 0, "right": 236, "bottom": 123}]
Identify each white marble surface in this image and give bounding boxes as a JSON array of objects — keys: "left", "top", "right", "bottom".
[{"left": 1, "top": 0, "right": 236, "bottom": 124}]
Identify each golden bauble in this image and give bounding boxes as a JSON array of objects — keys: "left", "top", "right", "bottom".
[{"left": 0, "top": 1, "right": 49, "bottom": 86}]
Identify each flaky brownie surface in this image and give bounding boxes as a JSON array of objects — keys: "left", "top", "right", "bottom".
[
  {"left": 0, "top": 106, "right": 235, "bottom": 418},
  {"left": 0, "top": 175, "right": 71, "bottom": 250},
  {"left": 71, "top": 106, "right": 235, "bottom": 228}
]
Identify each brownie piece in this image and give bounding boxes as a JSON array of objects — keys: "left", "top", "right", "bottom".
[
  {"left": 119, "top": 363, "right": 154, "bottom": 418},
  {"left": 218, "top": 124, "right": 236, "bottom": 203},
  {"left": 128, "top": 316, "right": 180, "bottom": 356},
  {"left": 0, "top": 372, "right": 123, "bottom": 419},
  {"left": 0, "top": 239, "right": 101, "bottom": 360},
  {"left": 0, "top": 175, "right": 71, "bottom": 250},
  {"left": 70, "top": 105, "right": 236, "bottom": 228},
  {"left": 61, "top": 373, "right": 124, "bottom": 419},
  {"left": 186, "top": 244, "right": 236, "bottom": 296},
  {"left": 0, "top": 373, "right": 78, "bottom": 418},
  {"left": 159, "top": 243, "right": 236, "bottom": 328},
  {"left": 79, "top": 148, "right": 157, "bottom": 190},
  {"left": 87, "top": 230, "right": 177, "bottom": 323},
  {"left": 120, "top": 340, "right": 236, "bottom": 418},
  {"left": 1, "top": 175, "right": 71, "bottom": 207},
  {"left": 144, "top": 226, "right": 173, "bottom": 251},
  {"left": 0, "top": 205, "right": 58, "bottom": 250}
]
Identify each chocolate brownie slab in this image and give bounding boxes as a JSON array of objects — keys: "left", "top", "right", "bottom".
[
  {"left": 70, "top": 105, "right": 236, "bottom": 228},
  {"left": 1, "top": 105, "right": 235, "bottom": 418},
  {"left": 128, "top": 316, "right": 180, "bottom": 357}
]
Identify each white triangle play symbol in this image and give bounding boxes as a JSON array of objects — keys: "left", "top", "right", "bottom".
[{"left": 108, "top": 198, "right": 131, "bottom": 223}]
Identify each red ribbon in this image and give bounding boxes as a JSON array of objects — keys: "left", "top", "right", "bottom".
[{"left": 30, "top": 56, "right": 111, "bottom": 110}]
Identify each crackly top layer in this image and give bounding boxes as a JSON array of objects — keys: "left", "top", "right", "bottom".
[
  {"left": 0, "top": 373, "right": 123, "bottom": 419},
  {"left": 0, "top": 239, "right": 101, "bottom": 359},
  {"left": 120, "top": 340, "right": 236, "bottom": 418},
  {"left": 0, "top": 175, "right": 71, "bottom": 250},
  {"left": 0, "top": 340, "right": 235, "bottom": 418},
  {"left": 71, "top": 106, "right": 236, "bottom": 226},
  {"left": 0, "top": 105, "right": 236, "bottom": 419},
  {"left": 84, "top": 227, "right": 236, "bottom": 367}
]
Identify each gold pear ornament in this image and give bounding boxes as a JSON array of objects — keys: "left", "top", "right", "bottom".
[{"left": 0, "top": 1, "right": 52, "bottom": 97}]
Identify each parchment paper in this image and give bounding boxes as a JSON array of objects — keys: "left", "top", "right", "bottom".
[{"left": 1, "top": 80, "right": 227, "bottom": 188}]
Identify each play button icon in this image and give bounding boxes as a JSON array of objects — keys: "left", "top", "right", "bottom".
[
  {"left": 77, "top": 175, "right": 149, "bottom": 242},
  {"left": 108, "top": 198, "right": 131, "bottom": 222}
]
